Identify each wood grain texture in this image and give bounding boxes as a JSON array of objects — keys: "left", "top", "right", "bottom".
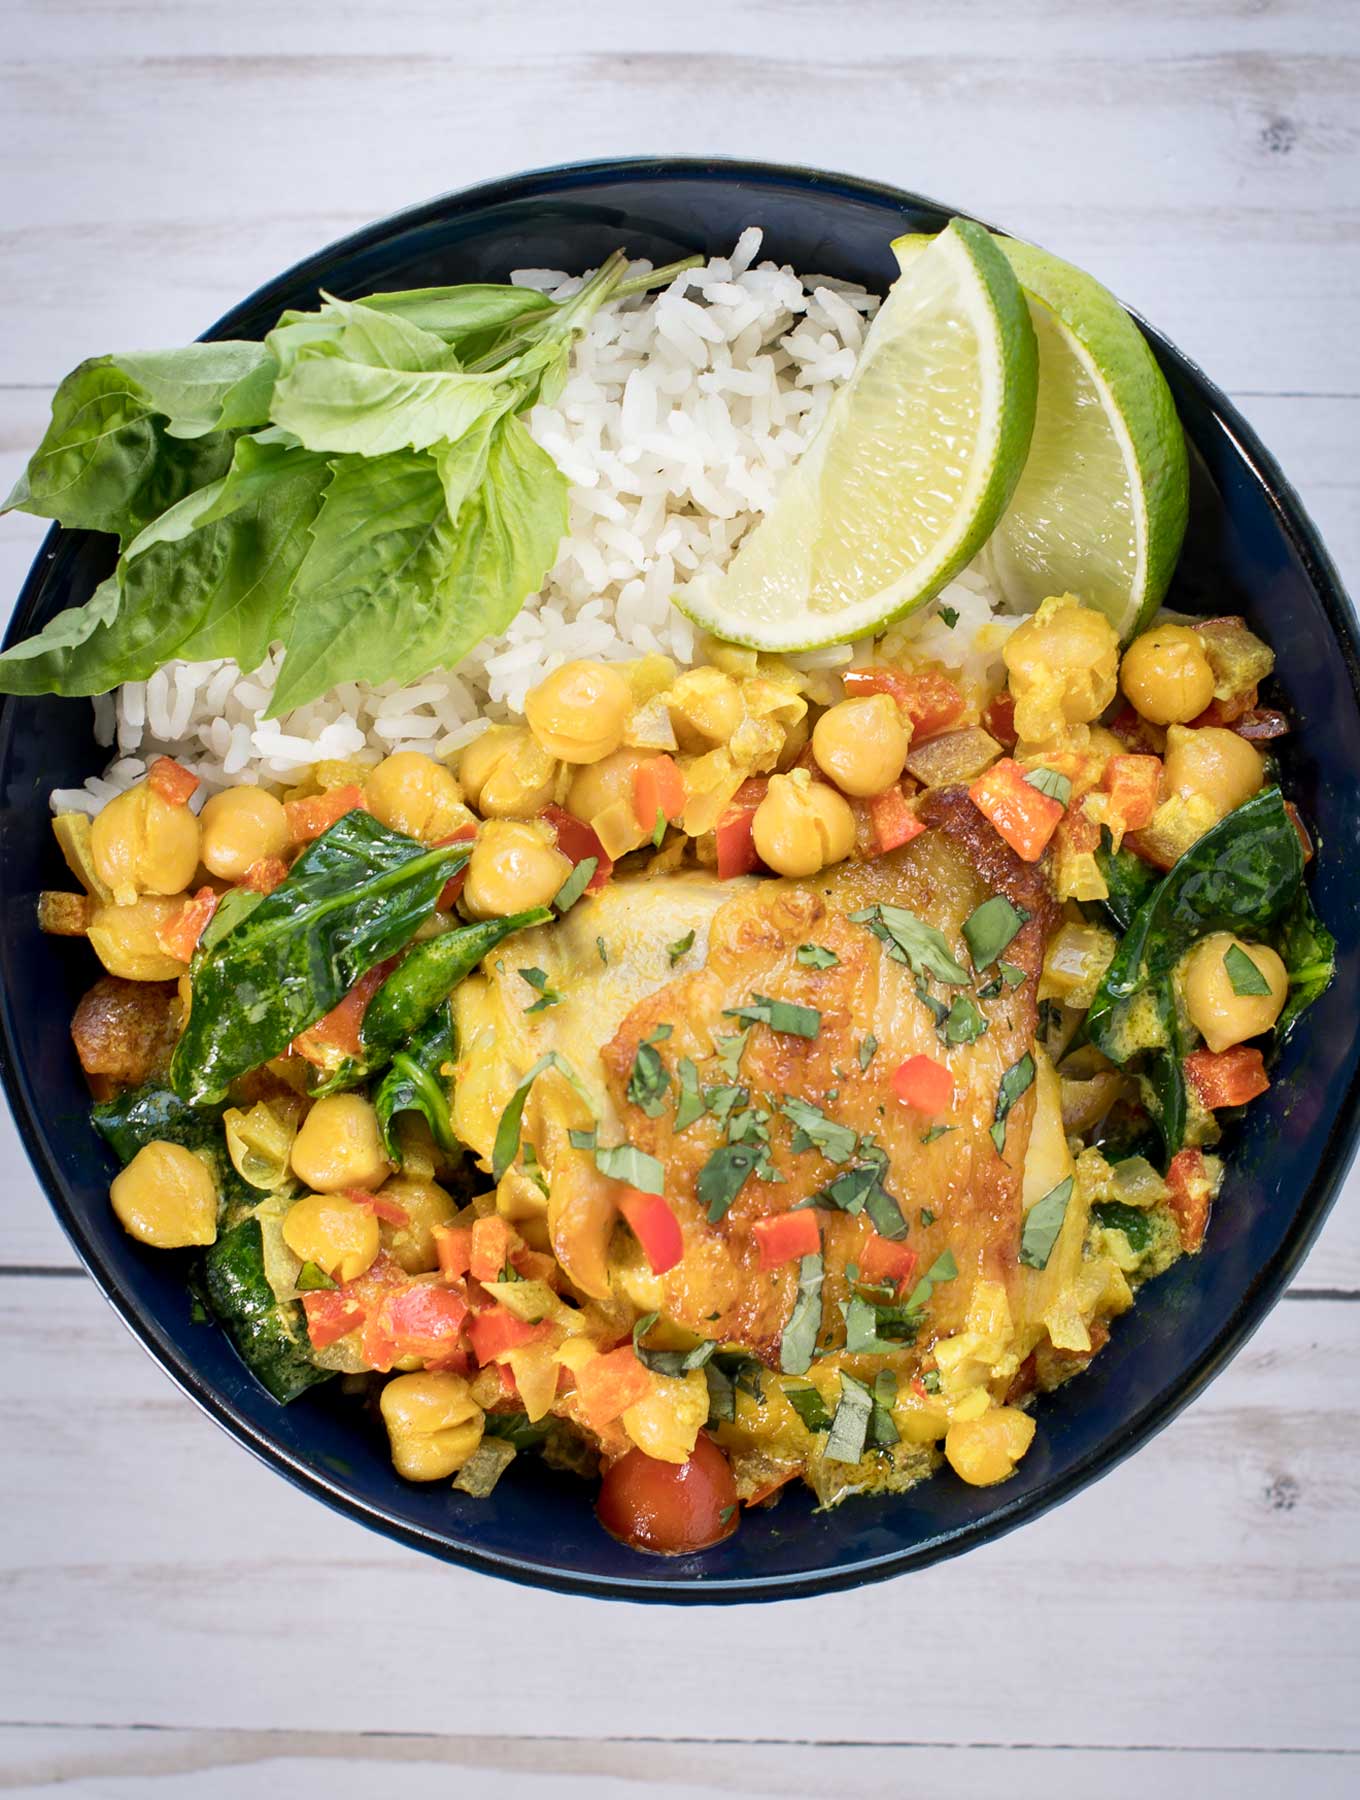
[
  {"left": 1, "top": 1275, "right": 1356, "bottom": 1750},
  {"left": 0, "top": 1729, "right": 1356, "bottom": 1799}
]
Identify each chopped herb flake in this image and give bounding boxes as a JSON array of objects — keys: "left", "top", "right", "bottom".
[
  {"left": 991, "top": 1052, "right": 1036, "bottom": 1154},
  {"left": 919, "top": 1207, "right": 935, "bottom": 1226},
  {"left": 295, "top": 1261, "right": 337, "bottom": 1292},
  {"left": 697, "top": 1143, "right": 760, "bottom": 1222},
  {"left": 596, "top": 935, "right": 609, "bottom": 965},
  {"left": 962, "top": 895, "right": 1030, "bottom": 970},
  {"left": 825, "top": 1372, "right": 874, "bottom": 1464},
  {"left": 858, "top": 1033, "right": 879, "bottom": 1070},
  {"left": 796, "top": 943, "right": 839, "bottom": 970},
  {"left": 1019, "top": 1176, "right": 1074, "bottom": 1269},
  {"left": 938, "top": 604, "right": 959, "bottom": 629},
  {"left": 674, "top": 1057, "right": 706, "bottom": 1131},
  {"left": 518, "top": 966, "right": 563, "bottom": 1013},
  {"left": 593, "top": 1141, "right": 666, "bottom": 1195},
  {"left": 779, "top": 1095, "right": 858, "bottom": 1164},
  {"left": 553, "top": 857, "right": 597, "bottom": 913},
  {"left": 810, "top": 1150, "right": 907, "bottom": 1240},
  {"left": 651, "top": 808, "right": 667, "bottom": 849},
  {"left": 714, "top": 1028, "right": 750, "bottom": 1080},
  {"left": 631, "top": 1312, "right": 717, "bottom": 1376},
  {"left": 870, "top": 1370, "right": 900, "bottom": 1447},
  {"left": 668, "top": 929, "right": 696, "bottom": 966},
  {"left": 493, "top": 1051, "right": 594, "bottom": 1181},
  {"left": 941, "top": 994, "right": 988, "bottom": 1045},
  {"left": 904, "top": 1248, "right": 958, "bottom": 1313},
  {"left": 627, "top": 1026, "right": 674, "bottom": 1118},
  {"left": 724, "top": 994, "right": 821, "bottom": 1038},
  {"left": 998, "top": 961, "right": 1027, "bottom": 988},
  {"left": 1224, "top": 942, "right": 1273, "bottom": 997},
  {"left": 783, "top": 1383, "right": 833, "bottom": 1431},
  {"left": 1024, "top": 766, "right": 1072, "bottom": 806},
  {"left": 919, "top": 1127, "right": 953, "bottom": 1146},
  {"left": 850, "top": 903, "right": 969, "bottom": 986},
  {"left": 779, "top": 1252, "right": 825, "bottom": 1375}
]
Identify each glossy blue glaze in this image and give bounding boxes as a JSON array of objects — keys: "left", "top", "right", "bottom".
[{"left": 2, "top": 159, "right": 1357, "bottom": 1602}]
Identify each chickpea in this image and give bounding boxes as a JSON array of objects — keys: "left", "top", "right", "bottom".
[
  {"left": 364, "top": 752, "right": 469, "bottom": 842},
  {"left": 111, "top": 1140, "right": 218, "bottom": 1249},
  {"left": 1184, "top": 931, "right": 1288, "bottom": 1054},
  {"left": 1002, "top": 596, "right": 1120, "bottom": 741},
  {"left": 457, "top": 725, "right": 556, "bottom": 819},
  {"left": 281, "top": 1189, "right": 381, "bottom": 1282},
  {"left": 1120, "top": 624, "right": 1216, "bottom": 726},
  {"left": 377, "top": 1176, "right": 458, "bottom": 1274},
  {"left": 812, "top": 694, "right": 910, "bottom": 797},
  {"left": 1163, "top": 725, "right": 1264, "bottom": 820},
  {"left": 87, "top": 895, "right": 187, "bottom": 981},
  {"left": 565, "top": 747, "right": 649, "bottom": 824},
  {"left": 751, "top": 772, "right": 856, "bottom": 877},
  {"left": 462, "top": 819, "right": 571, "bottom": 920},
  {"left": 91, "top": 782, "right": 201, "bottom": 905},
  {"left": 198, "top": 786, "right": 289, "bottom": 882},
  {"left": 290, "top": 1093, "right": 391, "bottom": 1194},
  {"left": 524, "top": 660, "right": 633, "bottom": 763},
  {"left": 944, "top": 1406, "right": 1036, "bottom": 1487},
  {"left": 666, "top": 668, "right": 744, "bottom": 753},
  {"left": 380, "top": 1371, "right": 484, "bottom": 1480}
]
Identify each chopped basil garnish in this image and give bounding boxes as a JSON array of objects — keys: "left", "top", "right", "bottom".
[
  {"left": 674, "top": 1056, "right": 706, "bottom": 1131},
  {"left": 697, "top": 1143, "right": 761, "bottom": 1221},
  {"left": 962, "top": 895, "right": 1030, "bottom": 970},
  {"left": 718, "top": 1504, "right": 736, "bottom": 1525},
  {"left": 493, "top": 1050, "right": 594, "bottom": 1180},
  {"left": 998, "top": 961, "right": 1027, "bottom": 988},
  {"left": 1224, "top": 942, "right": 1272, "bottom": 997},
  {"left": 919, "top": 1207, "right": 935, "bottom": 1226},
  {"left": 937, "top": 604, "right": 959, "bottom": 629},
  {"left": 825, "top": 1372, "right": 874, "bottom": 1464},
  {"left": 593, "top": 1141, "right": 666, "bottom": 1195},
  {"left": 518, "top": 966, "right": 562, "bottom": 1013},
  {"left": 1019, "top": 1176, "right": 1074, "bottom": 1269},
  {"left": 1025, "top": 766, "right": 1073, "bottom": 806},
  {"left": 858, "top": 1033, "right": 878, "bottom": 1070},
  {"left": 295, "top": 1261, "right": 337, "bottom": 1292},
  {"left": 780, "top": 1096, "right": 858, "bottom": 1164},
  {"left": 627, "top": 1025, "right": 673, "bottom": 1118},
  {"left": 870, "top": 1370, "right": 900, "bottom": 1447},
  {"left": 941, "top": 995, "right": 988, "bottom": 1046},
  {"left": 850, "top": 903, "right": 969, "bottom": 986},
  {"left": 596, "top": 935, "right": 609, "bottom": 965},
  {"left": 724, "top": 994, "right": 821, "bottom": 1038},
  {"left": 714, "top": 1027, "right": 750, "bottom": 1080},
  {"left": 922, "top": 1368, "right": 942, "bottom": 1394},
  {"left": 991, "top": 1051, "right": 1036, "bottom": 1154},
  {"left": 651, "top": 808, "right": 667, "bottom": 848},
  {"left": 553, "top": 857, "right": 597, "bottom": 913},
  {"left": 779, "top": 1251, "right": 825, "bottom": 1374},
  {"left": 668, "top": 929, "right": 696, "bottom": 966},
  {"left": 704, "top": 1359, "right": 736, "bottom": 1423},
  {"left": 783, "top": 1382, "right": 833, "bottom": 1431},
  {"left": 904, "top": 1248, "right": 958, "bottom": 1312},
  {"left": 705, "top": 1083, "right": 747, "bottom": 1126},
  {"left": 631, "top": 1312, "right": 717, "bottom": 1376},
  {"left": 919, "top": 1127, "right": 953, "bottom": 1146},
  {"left": 810, "top": 1151, "right": 907, "bottom": 1240},
  {"left": 796, "top": 943, "right": 839, "bottom": 970}
]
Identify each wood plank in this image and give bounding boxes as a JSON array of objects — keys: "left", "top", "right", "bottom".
[
  {"left": 0, "top": 1728, "right": 1355, "bottom": 1800},
  {"left": 1, "top": 1275, "right": 1355, "bottom": 1748}
]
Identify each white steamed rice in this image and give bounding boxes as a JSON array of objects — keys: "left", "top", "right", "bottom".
[{"left": 52, "top": 229, "right": 1014, "bottom": 817}]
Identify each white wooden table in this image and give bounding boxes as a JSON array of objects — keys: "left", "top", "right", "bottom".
[{"left": 2, "top": 3, "right": 1357, "bottom": 1793}]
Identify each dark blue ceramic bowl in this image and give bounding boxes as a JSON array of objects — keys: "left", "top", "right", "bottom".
[{"left": 3, "top": 158, "right": 1358, "bottom": 1602}]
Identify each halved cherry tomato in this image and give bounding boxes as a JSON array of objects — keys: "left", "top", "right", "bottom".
[
  {"left": 155, "top": 886, "right": 218, "bottom": 962},
  {"left": 891, "top": 1053, "right": 954, "bottom": 1114},
  {"left": 541, "top": 804, "right": 613, "bottom": 890},
  {"left": 751, "top": 1209, "right": 820, "bottom": 1270},
  {"left": 597, "top": 1432, "right": 740, "bottom": 1554},
  {"left": 284, "top": 784, "right": 368, "bottom": 844},
  {"left": 147, "top": 756, "right": 199, "bottom": 805},
  {"left": 618, "top": 1188, "right": 684, "bottom": 1275}
]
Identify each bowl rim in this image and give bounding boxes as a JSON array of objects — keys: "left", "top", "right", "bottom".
[{"left": 4, "top": 153, "right": 1359, "bottom": 1603}]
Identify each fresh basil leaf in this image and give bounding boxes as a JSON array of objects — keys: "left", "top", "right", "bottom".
[
  {"left": 295, "top": 1260, "right": 337, "bottom": 1292},
  {"left": 356, "top": 283, "right": 555, "bottom": 358},
  {"left": 493, "top": 1051, "right": 594, "bottom": 1181},
  {"left": 1093, "top": 828, "right": 1161, "bottom": 933},
  {"left": 904, "top": 1249, "right": 958, "bottom": 1313},
  {"left": 627, "top": 1027, "right": 673, "bottom": 1119},
  {"left": 171, "top": 813, "right": 471, "bottom": 1105},
  {"left": 667, "top": 929, "right": 697, "bottom": 966},
  {"left": 115, "top": 342, "right": 276, "bottom": 439},
  {"left": 962, "top": 895, "right": 1029, "bottom": 970},
  {"left": 1223, "top": 942, "right": 1272, "bottom": 997},
  {"left": 779, "top": 1096, "right": 858, "bottom": 1164},
  {"left": 1091, "top": 1199, "right": 1155, "bottom": 1253},
  {"left": 850, "top": 903, "right": 969, "bottom": 986},
  {"left": 858, "top": 1033, "right": 878, "bottom": 1070},
  {"left": 941, "top": 995, "right": 988, "bottom": 1046},
  {"left": 374, "top": 1002, "right": 459, "bottom": 1159},
  {"left": 705, "top": 1084, "right": 747, "bottom": 1127},
  {"left": 1274, "top": 885, "right": 1336, "bottom": 1043},
  {"left": 782, "top": 1383, "right": 832, "bottom": 1431},
  {"left": 1025, "top": 766, "right": 1072, "bottom": 806},
  {"left": 592, "top": 1141, "right": 665, "bottom": 1195},
  {"left": 796, "top": 943, "right": 839, "bottom": 970},
  {"left": 825, "top": 1372, "right": 874, "bottom": 1464},
  {"left": 991, "top": 1052, "right": 1035, "bottom": 1154},
  {"left": 482, "top": 1410, "right": 552, "bottom": 1451},
  {"left": 869, "top": 1370, "right": 900, "bottom": 1448},
  {"left": 704, "top": 1359, "right": 736, "bottom": 1424},
  {"left": 779, "top": 1251, "right": 825, "bottom": 1375},
  {"left": 674, "top": 1057, "right": 706, "bottom": 1132},
  {"left": 631, "top": 1314, "right": 717, "bottom": 1377},
  {"left": 697, "top": 1143, "right": 760, "bottom": 1221},
  {"left": 553, "top": 857, "right": 596, "bottom": 913},
  {"left": 810, "top": 1155, "right": 907, "bottom": 1241},
  {"left": 1019, "top": 1177, "right": 1074, "bottom": 1269},
  {"left": 723, "top": 995, "right": 821, "bottom": 1038},
  {"left": 714, "top": 1029, "right": 750, "bottom": 1080}
]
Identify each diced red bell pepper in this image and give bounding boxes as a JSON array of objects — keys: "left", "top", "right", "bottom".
[
  {"left": 155, "top": 886, "right": 218, "bottom": 963},
  {"left": 632, "top": 755, "right": 687, "bottom": 835},
  {"left": 866, "top": 785, "right": 926, "bottom": 855},
  {"left": 284, "top": 784, "right": 368, "bottom": 844},
  {"left": 1185, "top": 1046, "right": 1270, "bottom": 1110},
  {"left": 1166, "top": 1147, "right": 1213, "bottom": 1253},
  {"left": 575, "top": 1344, "right": 653, "bottom": 1431},
  {"left": 859, "top": 1234, "right": 918, "bottom": 1296},
  {"left": 968, "top": 758, "right": 1065, "bottom": 862},
  {"left": 467, "top": 1304, "right": 548, "bottom": 1365},
  {"left": 982, "top": 690, "right": 1018, "bottom": 749},
  {"left": 469, "top": 1214, "right": 514, "bottom": 1285},
  {"left": 433, "top": 1224, "right": 473, "bottom": 1280},
  {"left": 541, "top": 804, "right": 613, "bottom": 891},
  {"left": 511, "top": 1247, "right": 560, "bottom": 1284},
  {"left": 1100, "top": 754, "right": 1163, "bottom": 832},
  {"left": 891, "top": 1053, "right": 955, "bottom": 1114},
  {"left": 618, "top": 1188, "right": 684, "bottom": 1276},
  {"left": 368, "top": 1283, "right": 469, "bottom": 1369},
  {"left": 751, "top": 1209, "right": 821, "bottom": 1271},
  {"left": 147, "top": 756, "right": 200, "bottom": 806},
  {"left": 432, "top": 823, "right": 479, "bottom": 911},
  {"left": 845, "top": 667, "right": 965, "bottom": 741},
  {"left": 242, "top": 856, "right": 290, "bottom": 894},
  {"left": 345, "top": 1188, "right": 410, "bottom": 1227},
  {"left": 291, "top": 958, "right": 396, "bottom": 1065}
]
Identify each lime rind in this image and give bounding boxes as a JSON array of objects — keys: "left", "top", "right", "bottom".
[{"left": 676, "top": 217, "right": 1038, "bottom": 652}]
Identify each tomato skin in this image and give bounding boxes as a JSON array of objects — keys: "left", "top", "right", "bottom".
[{"left": 596, "top": 1432, "right": 739, "bottom": 1555}]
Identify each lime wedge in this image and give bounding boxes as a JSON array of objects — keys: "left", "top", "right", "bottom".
[
  {"left": 895, "top": 234, "right": 1187, "bottom": 639},
  {"left": 677, "top": 217, "right": 1037, "bottom": 651}
]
